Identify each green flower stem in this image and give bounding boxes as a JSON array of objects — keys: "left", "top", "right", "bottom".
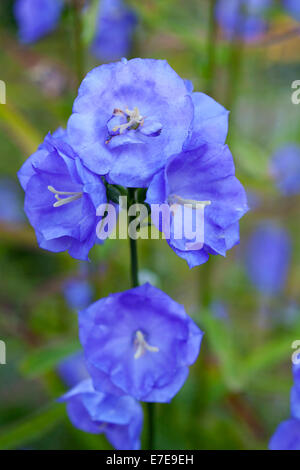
[
  {"left": 225, "top": 39, "right": 245, "bottom": 122},
  {"left": 127, "top": 188, "right": 155, "bottom": 450},
  {"left": 206, "top": 0, "right": 218, "bottom": 96},
  {"left": 72, "top": 0, "right": 85, "bottom": 89}
]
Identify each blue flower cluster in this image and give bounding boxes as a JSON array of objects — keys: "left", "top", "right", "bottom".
[
  {"left": 215, "top": 0, "right": 300, "bottom": 43},
  {"left": 269, "top": 360, "right": 300, "bottom": 450},
  {"left": 215, "top": 0, "right": 273, "bottom": 42},
  {"left": 18, "top": 58, "right": 248, "bottom": 449},
  {"left": 14, "top": 0, "right": 137, "bottom": 62}
]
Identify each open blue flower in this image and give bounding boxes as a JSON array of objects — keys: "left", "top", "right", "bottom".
[
  {"left": 67, "top": 58, "right": 194, "bottom": 187},
  {"left": 79, "top": 283, "right": 203, "bottom": 402},
  {"left": 91, "top": 0, "right": 137, "bottom": 62},
  {"left": 18, "top": 132, "right": 107, "bottom": 260},
  {"left": 59, "top": 379, "right": 143, "bottom": 450},
  {"left": 14, "top": 0, "right": 63, "bottom": 44},
  {"left": 146, "top": 143, "right": 248, "bottom": 268},
  {"left": 215, "top": 0, "right": 272, "bottom": 42},
  {"left": 270, "top": 145, "right": 300, "bottom": 196},
  {"left": 283, "top": 0, "right": 300, "bottom": 21},
  {"left": 245, "top": 222, "right": 291, "bottom": 296},
  {"left": 269, "top": 419, "right": 300, "bottom": 450}
]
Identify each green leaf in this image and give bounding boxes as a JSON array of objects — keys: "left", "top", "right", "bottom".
[
  {"left": 198, "top": 309, "right": 243, "bottom": 391},
  {"left": 0, "top": 404, "right": 65, "bottom": 450},
  {"left": 240, "top": 334, "right": 295, "bottom": 385},
  {"left": 19, "top": 340, "right": 80, "bottom": 379}
]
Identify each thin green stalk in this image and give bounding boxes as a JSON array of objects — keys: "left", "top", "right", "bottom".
[
  {"left": 206, "top": 0, "right": 218, "bottom": 96},
  {"left": 72, "top": 0, "right": 85, "bottom": 88},
  {"left": 225, "top": 39, "right": 244, "bottom": 121},
  {"left": 127, "top": 188, "right": 155, "bottom": 450}
]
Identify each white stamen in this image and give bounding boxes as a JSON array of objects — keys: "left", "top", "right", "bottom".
[
  {"left": 134, "top": 330, "right": 159, "bottom": 360},
  {"left": 168, "top": 194, "right": 211, "bottom": 209},
  {"left": 48, "top": 185, "right": 83, "bottom": 207},
  {"left": 112, "top": 106, "right": 144, "bottom": 134}
]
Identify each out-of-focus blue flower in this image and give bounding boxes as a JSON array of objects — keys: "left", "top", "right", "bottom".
[
  {"left": 146, "top": 143, "right": 248, "bottom": 268},
  {"left": 63, "top": 279, "right": 94, "bottom": 311},
  {"left": 283, "top": 0, "right": 300, "bottom": 21},
  {"left": 215, "top": 0, "right": 272, "bottom": 42},
  {"left": 67, "top": 58, "right": 194, "bottom": 188},
  {"left": 291, "top": 385, "right": 300, "bottom": 420},
  {"left": 293, "top": 360, "right": 300, "bottom": 386},
  {"left": 59, "top": 379, "right": 143, "bottom": 450},
  {"left": 79, "top": 283, "right": 203, "bottom": 402},
  {"left": 245, "top": 222, "right": 291, "bottom": 296},
  {"left": 91, "top": 0, "right": 137, "bottom": 62},
  {"left": 14, "top": 0, "right": 63, "bottom": 44},
  {"left": 270, "top": 145, "right": 300, "bottom": 196},
  {"left": 18, "top": 131, "right": 107, "bottom": 260},
  {"left": 0, "top": 178, "right": 25, "bottom": 224},
  {"left": 211, "top": 301, "right": 229, "bottom": 321},
  {"left": 57, "top": 352, "right": 89, "bottom": 388},
  {"left": 269, "top": 418, "right": 300, "bottom": 450}
]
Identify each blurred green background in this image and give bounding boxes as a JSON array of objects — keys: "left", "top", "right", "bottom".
[{"left": 0, "top": 0, "right": 300, "bottom": 450}]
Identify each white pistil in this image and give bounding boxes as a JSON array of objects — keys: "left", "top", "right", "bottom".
[
  {"left": 169, "top": 194, "right": 211, "bottom": 209},
  {"left": 112, "top": 107, "right": 144, "bottom": 134},
  {"left": 134, "top": 330, "right": 159, "bottom": 360},
  {"left": 48, "top": 185, "right": 83, "bottom": 208}
]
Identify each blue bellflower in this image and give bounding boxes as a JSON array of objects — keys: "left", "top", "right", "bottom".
[
  {"left": 59, "top": 379, "right": 143, "bottom": 450},
  {"left": 215, "top": 0, "right": 272, "bottom": 42},
  {"left": 245, "top": 222, "right": 291, "bottom": 296},
  {"left": 58, "top": 352, "right": 89, "bottom": 388},
  {"left": 283, "top": 0, "right": 300, "bottom": 21},
  {"left": 269, "top": 419, "right": 300, "bottom": 450},
  {"left": 14, "top": 0, "right": 63, "bottom": 44},
  {"left": 18, "top": 132, "right": 107, "bottom": 260},
  {"left": 67, "top": 58, "right": 194, "bottom": 187},
  {"left": 270, "top": 145, "right": 300, "bottom": 196},
  {"left": 269, "top": 362, "right": 300, "bottom": 450},
  {"left": 91, "top": 0, "right": 137, "bottom": 62},
  {"left": 146, "top": 143, "right": 248, "bottom": 268},
  {"left": 79, "top": 283, "right": 203, "bottom": 402}
]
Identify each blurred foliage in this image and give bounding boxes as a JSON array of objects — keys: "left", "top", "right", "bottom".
[{"left": 0, "top": 0, "right": 300, "bottom": 450}]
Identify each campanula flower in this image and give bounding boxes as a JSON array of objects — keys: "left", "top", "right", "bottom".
[
  {"left": 79, "top": 283, "right": 203, "bottom": 402},
  {"left": 283, "top": 0, "right": 300, "bottom": 21},
  {"left": 67, "top": 58, "right": 194, "bottom": 187},
  {"left": 14, "top": 0, "right": 63, "bottom": 44},
  {"left": 58, "top": 352, "right": 89, "bottom": 388},
  {"left": 146, "top": 143, "right": 248, "bottom": 268},
  {"left": 18, "top": 132, "right": 107, "bottom": 260},
  {"left": 269, "top": 419, "right": 300, "bottom": 450},
  {"left": 245, "top": 222, "right": 291, "bottom": 296},
  {"left": 63, "top": 279, "right": 94, "bottom": 310},
  {"left": 269, "top": 145, "right": 300, "bottom": 196},
  {"left": 184, "top": 89, "right": 229, "bottom": 150},
  {"left": 91, "top": 0, "right": 137, "bottom": 62},
  {"left": 270, "top": 362, "right": 300, "bottom": 450},
  {"left": 0, "top": 178, "right": 25, "bottom": 224},
  {"left": 215, "top": 0, "right": 272, "bottom": 42},
  {"left": 59, "top": 379, "right": 143, "bottom": 450}
]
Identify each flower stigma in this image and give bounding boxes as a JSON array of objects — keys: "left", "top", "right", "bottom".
[
  {"left": 112, "top": 107, "right": 145, "bottom": 134},
  {"left": 48, "top": 185, "right": 83, "bottom": 208},
  {"left": 134, "top": 330, "right": 159, "bottom": 360},
  {"left": 168, "top": 194, "right": 211, "bottom": 209}
]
